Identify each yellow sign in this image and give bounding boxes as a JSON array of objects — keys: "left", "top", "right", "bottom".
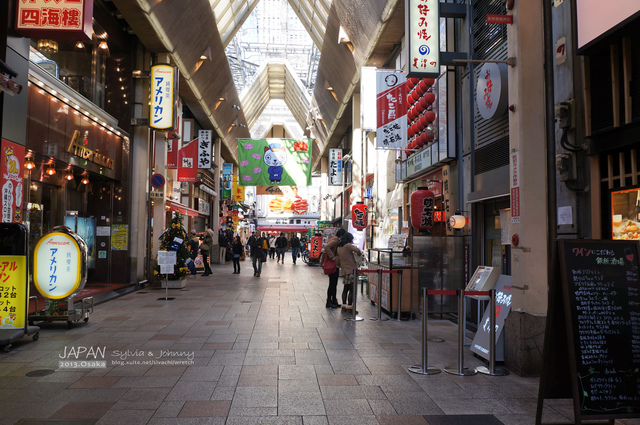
[
  {"left": 233, "top": 176, "right": 245, "bottom": 202},
  {"left": 111, "top": 225, "right": 129, "bottom": 251},
  {"left": 34, "top": 233, "right": 83, "bottom": 299},
  {"left": 0, "top": 256, "right": 27, "bottom": 329}
]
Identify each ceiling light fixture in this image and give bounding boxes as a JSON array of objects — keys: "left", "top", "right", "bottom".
[
  {"left": 46, "top": 164, "right": 56, "bottom": 176},
  {"left": 24, "top": 157, "right": 35, "bottom": 170},
  {"left": 65, "top": 170, "right": 74, "bottom": 181},
  {"left": 81, "top": 174, "right": 90, "bottom": 185}
]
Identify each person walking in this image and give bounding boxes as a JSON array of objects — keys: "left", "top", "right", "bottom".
[
  {"left": 268, "top": 234, "right": 276, "bottom": 259},
  {"left": 337, "top": 232, "right": 362, "bottom": 310},
  {"left": 275, "top": 232, "right": 288, "bottom": 263},
  {"left": 200, "top": 228, "right": 214, "bottom": 276},
  {"left": 231, "top": 235, "right": 243, "bottom": 274},
  {"left": 218, "top": 228, "right": 229, "bottom": 264},
  {"left": 187, "top": 230, "right": 200, "bottom": 276},
  {"left": 251, "top": 232, "right": 267, "bottom": 277},
  {"left": 323, "top": 228, "right": 346, "bottom": 308},
  {"left": 290, "top": 233, "right": 301, "bottom": 265}
]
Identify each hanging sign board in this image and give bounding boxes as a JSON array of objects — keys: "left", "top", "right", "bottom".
[
  {"left": 157, "top": 250, "right": 177, "bottom": 266},
  {"left": 150, "top": 64, "right": 177, "bottom": 130},
  {"left": 33, "top": 231, "right": 87, "bottom": 299},
  {"left": 329, "top": 148, "right": 343, "bottom": 186},
  {"left": 15, "top": 0, "right": 93, "bottom": 41},
  {"left": 1, "top": 139, "right": 25, "bottom": 224},
  {"left": 406, "top": 0, "right": 440, "bottom": 78},
  {"left": 198, "top": 130, "right": 212, "bottom": 169},
  {"left": 177, "top": 140, "right": 198, "bottom": 182},
  {"left": 376, "top": 70, "right": 407, "bottom": 149}
]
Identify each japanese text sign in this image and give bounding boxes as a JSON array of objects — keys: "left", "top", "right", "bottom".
[
  {"left": 1, "top": 139, "right": 24, "bottom": 224},
  {"left": 376, "top": 70, "right": 407, "bottom": 149},
  {"left": 232, "top": 176, "right": 245, "bottom": 202},
  {"left": 406, "top": 0, "right": 440, "bottom": 78},
  {"left": 310, "top": 236, "right": 322, "bottom": 259},
  {"left": 510, "top": 151, "right": 520, "bottom": 223},
  {"left": 476, "top": 63, "right": 508, "bottom": 120},
  {"left": 0, "top": 256, "right": 28, "bottom": 329},
  {"left": 198, "top": 130, "right": 212, "bottom": 169},
  {"left": 166, "top": 137, "right": 178, "bottom": 169},
  {"left": 150, "top": 64, "right": 177, "bottom": 130},
  {"left": 177, "top": 140, "right": 198, "bottom": 182},
  {"left": 329, "top": 149, "right": 342, "bottom": 186},
  {"left": 15, "top": 0, "right": 93, "bottom": 41},
  {"left": 33, "top": 232, "right": 82, "bottom": 299}
]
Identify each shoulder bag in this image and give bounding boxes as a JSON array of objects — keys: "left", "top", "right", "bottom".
[{"left": 322, "top": 256, "right": 337, "bottom": 275}]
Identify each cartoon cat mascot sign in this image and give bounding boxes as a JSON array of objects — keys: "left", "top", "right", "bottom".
[{"left": 263, "top": 143, "right": 287, "bottom": 184}]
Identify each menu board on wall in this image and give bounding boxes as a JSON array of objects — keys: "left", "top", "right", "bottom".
[{"left": 537, "top": 240, "right": 640, "bottom": 423}]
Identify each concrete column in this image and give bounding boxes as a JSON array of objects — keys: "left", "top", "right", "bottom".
[
  {"left": 351, "top": 93, "right": 363, "bottom": 205},
  {"left": 212, "top": 138, "right": 222, "bottom": 262},
  {"left": 504, "top": 1, "right": 548, "bottom": 375}
]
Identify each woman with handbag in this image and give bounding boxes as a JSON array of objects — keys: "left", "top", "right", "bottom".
[
  {"left": 323, "top": 228, "right": 346, "bottom": 308},
  {"left": 250, "top": 231, "right": 266, "bottom": 277},
  {"left": 231, "top": 236, "right": 243, "bottom": 274},
  {"left": 200, "top": 228, "right": 214, "bottom": 276},
  {"left": 337, "top": 232, "right": 362, "bottom": 310}
]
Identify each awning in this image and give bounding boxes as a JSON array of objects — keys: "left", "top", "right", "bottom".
[
  {"left": 257, "top": 225, "right": 311, "bottom": 233},
  {"left": 166, "top": 200, "right": 199, "bottom": 217}
]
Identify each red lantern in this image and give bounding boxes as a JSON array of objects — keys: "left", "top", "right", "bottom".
[
  {"left": 310, "top": 236, "right": 323, "bottom": 259},
  {"left": 411, "top": 187, "right": 435, "bottom": 231},
  {"left": 420, "top": 92, "right": 436, "bottom": 107},
  {"left": 410, "top": 90, "right": 421, "bottom": 103},
  {"left": 351, "top": 201, "right": 368, "bottom": 230},
  {"left": 418, "top": 79, "right": 432, "bottom": 92},
  {"left": 423, "top": 110, "right": 436, "bottom": 123},
  {"left": 415, "top": 135, "right": 425, "bottom": 148},
  {"left": 422, "top": 78, "right": 436, "bottom": 87}
]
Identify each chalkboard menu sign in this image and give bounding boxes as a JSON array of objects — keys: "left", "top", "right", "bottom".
[{"left": 538, "top": 239, "right": 640, "bottom": 424}]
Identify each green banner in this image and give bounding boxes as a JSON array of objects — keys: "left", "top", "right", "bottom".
[{"left": 238, "top": 139, "right": 311, "bottom": 187}]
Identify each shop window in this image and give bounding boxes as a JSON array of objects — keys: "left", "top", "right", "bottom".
[{"left": 611, "top": 187, "right": 640, "bottom": 240}]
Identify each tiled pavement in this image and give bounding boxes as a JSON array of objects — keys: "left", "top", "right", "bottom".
[{"left": 1, "top": 259, "right": 639, "bottom": 425}]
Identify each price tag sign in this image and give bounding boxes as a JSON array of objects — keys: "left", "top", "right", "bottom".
[{"left": 157, "top": 250, "right": 176, "bottom": 266}]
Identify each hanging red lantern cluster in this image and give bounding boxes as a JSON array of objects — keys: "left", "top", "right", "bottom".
[
  {"left": 351, "top": 201, "right": 369, "bottom": 230},
  {"left": 405, "top": 78, "right": 437, "bottom": 157},
  {"left": 410, "top": 187, "right": 435, "bottom": 231}
]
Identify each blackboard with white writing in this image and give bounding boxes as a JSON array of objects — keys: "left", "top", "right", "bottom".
[{"left": 554, "top": 240, "right": 640, "bottom": 422}]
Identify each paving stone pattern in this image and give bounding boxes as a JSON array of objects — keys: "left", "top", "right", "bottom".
[{"left": 2, "top": 260, "right": 640, "bottom": 425}]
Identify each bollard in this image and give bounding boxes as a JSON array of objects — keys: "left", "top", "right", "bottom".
[
  {"left": 476, "top": 289, "right": 509, "bottom": 376},
  {"left": 409, "top": 287, "right": 440, "bottom": 375},
  {"left": 444, "top": 289, "right": 477, "bottom": 376},
  {"left": 345, "top": 271, "right": 363, "bottom": 322},
  {"left": 397, "top": 270, "right": 403, "bottom": 321},
  {"left": 370, "top": 269, "right": 388, "bottom": 321}
]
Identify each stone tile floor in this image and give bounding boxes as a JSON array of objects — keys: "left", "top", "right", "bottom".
[{"left": 1, "top": 260, "right": 639, "bottom": 425}]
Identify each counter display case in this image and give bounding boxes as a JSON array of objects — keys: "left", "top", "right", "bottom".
[{"left": 366, "top": 248, "right": 418, "bottom": 319}]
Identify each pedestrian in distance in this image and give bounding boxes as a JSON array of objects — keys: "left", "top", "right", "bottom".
[
  {"left": 231, "top": 235, "right": 243, "bottom": 274},
  {"left": 323, "top": 228, "right": 346, "bottom": 308},
  {"left": 251, "top": 232, "right": 267, "bottom": 277},
  {"left": 200, "top": 228, "right": 214, "bottom": 276},
  {"left": 337, "top": 232, "right": 362, "bottom": 310},
  {"left": 187, "top": 230, "right": 199, "bottom": 277},
  {"left": 290, "top": 233, "right": 301, "bottom": 264},
  {"left": 269, "top": 234, "right": 277, "bottom": 259},
  {"left": 275, "top": 232, "right": 288, "bottom": 263},
  {"left": 218, "top": 228, "right": 229, "bottom": 264}
]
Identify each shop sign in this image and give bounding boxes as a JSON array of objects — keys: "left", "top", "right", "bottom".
[
  {"left": 470, "top": 275, "right": 512, "bottom": 361},
  {"left": 376, "top": 70, "right": 407, "bottom": 149},
  {"left": 15, "top": 0, "right": 93, "bottom": 41},
  {"left": 329, "top": 148, "right": 342, "bottom": 186},
  {"left": 257, "top": 186, "right": 284, "bottom": 195},
  {"left": 198, "top": 130, "right": 212, "bottom": 169},
  {"left": 0, "top": 256, "right": 28, "bottom": 329},
  {"left": 476, "top": 63, "right": 508, "bottom": 120},
  {"left": 222, "top": 163, "right": 233, "bottom": 175},
  {"left": 111, "top": 224, "right": 128, "bottom": 251},
  {"left": 66, "top": 130, "right": 114, "bottom": 169},
  {"left": 405, "top": 145, "right": 433, "bottom": 178},
  {"left": 317, "top": 221, "right": 334, "bottom": 229},
  {"left": 1, "top": 140, "right": 24, "bottom": 223},
  {"left": 510, "top": 151, "right": 520, "bottom": 223},
  {"left": 232, "top": 176, "right": 245, "bottom": 202},
  {"left": 166, "top": 137, "right": 178, "bottom": 169},
  {"left": 406, "top": 0, "right": 440, "bottom": 78},
  {"left": 310, "top": 236, "right": 323, "bottom": 259},
  {"left": 33, "top": 232, "right": 83, "bottom": 299},
  {"left": 150, "top": 64, "right": 177, "bottom": 130},
  {"left": 177, "top": 141, "right": 197, "bottom": 182}
]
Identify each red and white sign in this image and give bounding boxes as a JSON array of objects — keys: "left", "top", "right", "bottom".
[
  {"left": 1, "top": 139, "right": 24, "bottom": 224},
  {"left": 406, "top": 0, "right": 440, "bottom": 78},
  {"left": 15, "top": 0, "right": 93, "bottom": 40},
  {"left": 376, "top": 70, "right": 407, "bottom": 149},
  {"left": 486, "top": 14, "right": 513, "bottom": 24},
  {"left": 476, "top": 63, "right": 508, "bottom": 120},
  {"left": 310, "top": 236, "right": 323, "bottom": 259},
  {"left": 177, "top": 140, "right": 198, "bottom": 182},
  {"left": 510, "top": 151, "right": 520, "bottom": 223},
  {"left": 166, "top": 137, "right": 178, "bottom": 169},
  {"left": 33, "top": 232, "right": 83, "bottom": 299}
]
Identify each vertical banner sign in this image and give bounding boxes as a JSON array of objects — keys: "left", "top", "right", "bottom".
[
  {"left": 15, "top": 0, "right": 93, "bottom": 40},
  {"left": 329, "top": 148, "right": 343, "bottom": 186},
  {"left": 222, "top": 163, "right": 233, "bottom": 200},
  {"left": 150, "top": 64, "right": 176, "bottom": 130},
  {"left": 1, "top": 140, "right": 24, "bottom": 223},
  {"left": 406, "top": 0, "right": 440, "bottom": 78},
  {"left": 376, "top": 70, "right": 407, "bottom": 149},
  {"left": 198, "top": 130, "right": 212, "bottom": 169},
  {"left": 510, "top": 151, "right": 520, "bottom": 223},
  {"left": 310, "top": 236, "right": 323, "bottom": 259},
  {"left": 238, "top": 139, "right": 312, "bottom": 187},
  {"left": 232, "top": 176, "right": 245, "bottom": 202},
  {"left": 177, "top": 140, "right": 198, "bottom": 182},
  {"left": 166, "top": 137, "right": 178, "bottom": 169},
  {"left": 0, "top": 256, "right": 27, "bottom": 329}
]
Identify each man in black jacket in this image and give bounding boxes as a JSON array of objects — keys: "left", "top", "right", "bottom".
[
  {"left": 275, "top": 232, "right": 288, "bottom": 264},
  {"left": 218, "top": 229, "right": 228, "bottom": 264},
  {"left": 290, "top": 234, "right": 301, "bottom": 265}
]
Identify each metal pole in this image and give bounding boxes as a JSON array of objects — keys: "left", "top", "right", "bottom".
[
  {"left": 444, "top": 289, "right": 477, "bottom": 376},
  {"left": 397, "top": 270, "right": 403, "bottom": 321},
  {"left": 146, "top": 129, "right": 155, "bottom": 282},
  {"left": 477, "top": 289, "right": 509, "bottom": 376},
  {"left": 370, "top": 269, "right": 388, "bottom": 321},
  {"left": 409, "top": 287, "right": 440, "bottom": 375}
]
